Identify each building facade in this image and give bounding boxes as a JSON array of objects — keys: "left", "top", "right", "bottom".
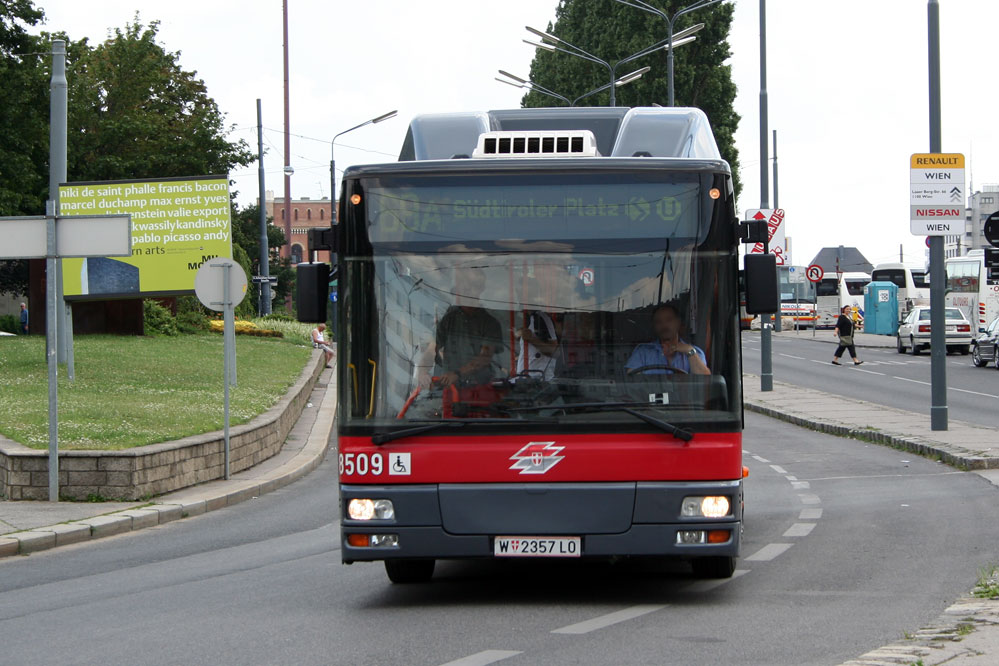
[
  {"left": 261, "top": 190, "right": 334, "bottom": 264},
  {"left": 946, "top": 185, "right": 999, "bottom": 258}
]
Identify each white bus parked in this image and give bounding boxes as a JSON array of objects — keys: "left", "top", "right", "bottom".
[
  {"left": 945, "top": 250, "right": 999, "bottom": 333},
  {"left": 815, "top": 272, "right": 870, "bottom": 329},
  {"left": 871, "top": 263, "right": 930, "bottom": 318}
]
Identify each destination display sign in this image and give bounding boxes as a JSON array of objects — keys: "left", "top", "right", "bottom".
[{"left": 365, "top": 177, "right": 703, "bottom": 245}]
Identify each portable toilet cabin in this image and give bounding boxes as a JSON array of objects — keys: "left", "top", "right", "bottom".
[{"left": 864, "top": 281, "right": 899, "bottom": 335}]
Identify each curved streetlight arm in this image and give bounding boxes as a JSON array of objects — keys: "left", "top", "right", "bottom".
[
  {"left": 525, "top": 26, "right": 607, "bottom": 67},
  {"left": 496, "top": 72, "right": 571, "bottom": 106},
  {"left": 572, "top": 67, "right": 649, "bottom": 106},
  {"left": 524, "top": 39, "right": 608, "bottom": 69}
]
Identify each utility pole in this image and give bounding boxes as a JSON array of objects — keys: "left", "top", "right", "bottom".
[
  {"left": 758, "top": 0, "right": 773, "bottom": 391},
  {"left": 927, "top": 0, "right": 947, "bottom": 430},
  {"left": 282, "top": 0, "right": 293, "bottom": 312},
  {"left": 257, "top": 99, "right": 271, "bottom": 316},
  {"left": 51, "top": 38, "right": 73, "bottom": 380},
  {"left": 772, "top": 129, "right": 782, "bottom": 332}
]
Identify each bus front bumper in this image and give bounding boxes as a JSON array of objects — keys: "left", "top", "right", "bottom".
[{"left": 340, "top": 481, "right": 742, "bottom": 563}]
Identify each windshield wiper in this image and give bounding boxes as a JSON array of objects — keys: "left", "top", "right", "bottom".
[
  {"left": 371, "top": 418, "right": 558, "bottom": 445},
  {"left": 371, "top": 421, "right": 466, "bottom": 445},
  {"left": 504, "top": 402, "right": 694, "bottom": 442}
]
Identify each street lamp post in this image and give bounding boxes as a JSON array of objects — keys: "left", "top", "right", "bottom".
[
  {"left": 613, "top": 0, "right": 726, "bottom": 106},
  {"left": 524, "top": 26, "right": 691, "bottom": 107},
  {"left": 497, "top": 66, "right": 650, "bottom": 107},
  {"left": 329, "top": 110, "right": 398, "bottom": 232}
]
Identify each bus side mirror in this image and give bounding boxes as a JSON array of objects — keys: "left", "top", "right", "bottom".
[
  {"left": 296, "top": 262, "right": 330, "bottom": 323},
  {"left": 744, "top": 254, "right": 779, "bottom": 314}
]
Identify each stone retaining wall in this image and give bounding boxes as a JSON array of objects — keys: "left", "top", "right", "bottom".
[{"left": 0, "top": 350, "right": 324, "bottom": 500}]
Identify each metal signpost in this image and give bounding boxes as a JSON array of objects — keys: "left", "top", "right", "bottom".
[
  {"left": 195, "top": 259, "right": 248, "bottom": 480},
  {"left": 807, "top": 264, "right": 823, "bottom": 338},
  {"left": 1, "top": 214, "right": 131, "bottom": 501},
  {"left": 910, "top": 152, "right": 963, "bottom": 432}
]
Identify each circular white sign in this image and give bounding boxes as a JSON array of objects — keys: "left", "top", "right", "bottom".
[{"left": 194, "top": 258, "right": 248, "bottom": 311}]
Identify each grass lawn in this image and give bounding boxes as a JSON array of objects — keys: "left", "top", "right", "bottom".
[{"left": 0, "top": 334, "right": 313, "bottom": 450}]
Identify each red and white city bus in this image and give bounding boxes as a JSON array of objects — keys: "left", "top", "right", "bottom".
[{"left": 325, "top": 107, "right": 769, "bottom": 583}]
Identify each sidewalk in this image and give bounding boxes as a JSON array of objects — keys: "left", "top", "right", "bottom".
[
  {"left": 743, "top": 374, "right": 999, "bottom": 665},
  {"left": 0, "top": 363, "right": 337, "bottom": 558}
]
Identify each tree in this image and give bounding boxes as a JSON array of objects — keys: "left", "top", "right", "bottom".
[
  {"left": 230, "top": 203, "right": 295, "bottom": 310},
  {"left": 522, "top": 0, "right": 741, "bottom": 194},
  {"left": 66, "top": 18, "right": 254, "bottom": 182},
  {"left": 0, "top": 0, "right": 46, "bottom": 296}
]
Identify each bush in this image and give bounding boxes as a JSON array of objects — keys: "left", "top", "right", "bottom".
[
  {"left": 0, "top": 314, "right": 18, "bottom": 334},
  {"left": 143, "top": 299, "right": 179, "bottom": 336}
]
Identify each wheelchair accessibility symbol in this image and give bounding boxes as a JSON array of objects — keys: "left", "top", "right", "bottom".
[{"left": 388, "top": 452, "right": 411, "bottom": 476}]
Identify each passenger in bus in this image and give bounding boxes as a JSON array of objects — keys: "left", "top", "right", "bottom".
[
  {"left": 514, "top": 311, "right": 560, "bottom": 380},
  {"left": 514, "top": 263, "right": 565, "bottom": 381},
  {"left": 417, "top": 265, "right": 503, "bottom": 388},
  {"left": 625, "top": 303, "right": 710, "bottom": 375}
]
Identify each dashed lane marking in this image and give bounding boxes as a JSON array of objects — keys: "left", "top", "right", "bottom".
[
  {"left": 779, "top": 353, "right": 806, "bottom": 359},
  {"left": 769, "top": 464, "right": 788, "bottom": 474},
  {"left": 551, "top": 604, "right": 668, "bottom": 635},
  {"left": 752, "top": 455, "right": 770, "bottom": 463},
  {"left": 894, "top": 376, "right": 931, "bottom": 385},
  {"left": 951, "top": 387, "right": 999, "bottom": 398},
  {"left": 745, "top": 543, "right": 793, "bottom": 561},
  {"left": 799, "top": 508, "right": 823, "bottom": 520},
  {"left": 798, "top": 494, "right": 821, "bottom": 505},
  {"left": 851, "top": 368, "right": 886, "bottom": 376},
  {"left": 689, "top": 568, "right": 751, "bottom": 592},
  {"left": 438, "top": 650, "right": 523, "bottom": 666},
  {"left": 783, "top": 523, "right": 817, "bottom": 538},
  {"left": 791, "top": 481, "right": 811, "bottom": 490}
]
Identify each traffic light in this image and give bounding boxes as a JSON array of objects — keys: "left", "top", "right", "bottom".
[{"left": 296, "top": 262, "right": 330, "bottom": 323}]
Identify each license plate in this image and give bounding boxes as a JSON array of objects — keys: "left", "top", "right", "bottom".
[
  {"left": 494, "top": 536, "right": 581, "bottom": 557},
  {"left": 946, "top": 325, "right": 955, "bottom": 332}
]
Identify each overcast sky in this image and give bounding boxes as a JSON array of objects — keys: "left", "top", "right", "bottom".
[{"left": 32, "top": 0, "right": 999, "bottom": 269}]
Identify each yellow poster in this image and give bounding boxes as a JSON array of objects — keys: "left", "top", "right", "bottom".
[{"left": 59, "top": 175, "right": 232, "bottom": 298}]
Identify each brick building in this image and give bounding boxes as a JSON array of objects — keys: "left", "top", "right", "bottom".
[{"left": 262, "top": 190, "right": 334, "bottom": 264}]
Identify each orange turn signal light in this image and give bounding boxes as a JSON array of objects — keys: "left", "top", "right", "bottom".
[
  {"left": 707, "top": 530, "right": 730, "bottom": 544},
  {"left": 743, "top": 466, "right": 750, "bottom": 478},
  {"left": 709, "top": 187, "right": 721, "bottom": 199},
  {"left": 346, "top": 534, "right": 370, "bottom": 547},
  {"left": 350, "top": 193, "right": 362, "bottom": 205}
]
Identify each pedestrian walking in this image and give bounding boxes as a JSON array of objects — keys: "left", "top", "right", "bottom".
[
  {"left": 832, "top": 305, "right": 863, "bottom": 365},
  {"left": 19, "top": 302, "right": 28, "bottom": 335}
]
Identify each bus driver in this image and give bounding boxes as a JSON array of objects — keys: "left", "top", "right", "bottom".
[{"left": 625, "top": 303, "right": 710, "bottom": 376}]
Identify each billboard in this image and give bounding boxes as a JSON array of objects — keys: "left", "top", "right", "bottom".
[{"left": 59, "top": 175, "right": 232, "bottom": 299}]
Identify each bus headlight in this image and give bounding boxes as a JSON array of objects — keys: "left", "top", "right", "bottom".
[
  {"left": 347, "top": 498, "right": 395, "bottom": 520},
  {"left": 681, "top": 496, "right": 731, "bottom": 518}
]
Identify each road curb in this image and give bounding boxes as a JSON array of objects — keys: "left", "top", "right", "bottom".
[
  {"left": 838, "top": 570, "right": 999, "bottom": 666},
  {"left": 743, "top": 400, "right": 999, "bottom": 471},
  {"left": 0, "top": 365, "right": 337, "bottom": 560}
]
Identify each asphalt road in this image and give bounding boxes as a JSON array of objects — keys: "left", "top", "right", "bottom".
[
  {"left": 742, "top": 331, "right": 999, "bottom": 428},
  {"left": 1, "top": 414, "right": 996, "bottom": 666}
]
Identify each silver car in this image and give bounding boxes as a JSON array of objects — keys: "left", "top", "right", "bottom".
[{"left": 896, "top": 306, "right": 972, "bottom": 355}]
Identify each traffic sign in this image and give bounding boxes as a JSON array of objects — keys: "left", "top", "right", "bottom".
[
  {"left": 745, "top": 208, "right": 787, "bottom": 265},
  {"left": 984, "top": 211, "right": 999, "bottom": 248},
  {"left": 194, "top": 258, "right": 248, "bottom": 312},
  {"left": 806, "top": 264, "right": 824, "bottom": 283},
  {"left": 910, "top": 153, "right": 964, "bottom": 235},
  {"left": 787, "top": 266, "right": 806, "bottom": 283}
]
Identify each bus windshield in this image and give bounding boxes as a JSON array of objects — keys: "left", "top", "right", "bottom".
[
  {"left": 946, "top": 260, "right": 980, "bottom": 293},
  {"left": 339, "top": 169, "right": 740, "bottom": 435}
]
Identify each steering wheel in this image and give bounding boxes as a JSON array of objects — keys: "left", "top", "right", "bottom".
[{"left": 626, "top": 364, "right": 688, "bottom": 376}]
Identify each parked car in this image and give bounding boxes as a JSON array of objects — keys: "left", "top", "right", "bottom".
[
  {"left": 896, "top": 306, "right": 972, "bottom": 355},
  {"left": 971, "top": 315, "right": 999, "bottom": 368}
]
